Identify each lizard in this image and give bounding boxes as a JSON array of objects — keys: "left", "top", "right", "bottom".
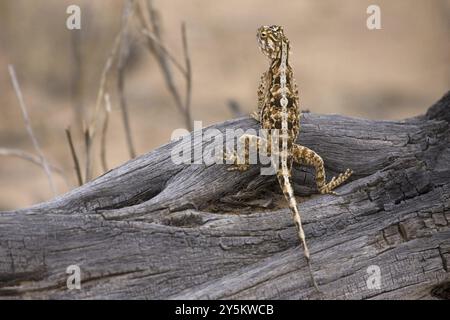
[{"left": 224, "top": 25, "right": 353, "bottom": 291}]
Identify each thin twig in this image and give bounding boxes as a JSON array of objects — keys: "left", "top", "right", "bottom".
[
  {"left": 100, "top": 94, "right": 112, "bottom": 172},
  {"left": 84, "top": 126, "right": 92, "bottom": 182},
  {"left": 8, "top": 65, "right": 57, "bottom": 196},
  {"left": 84, "top": 33, "right": 120, "bottom": 181},
  {"left": 118, "top": 0, "right": 137, "bottom": 159},
  {"left": 139, "top": 1, "right": 183, "bottom": 112},
  {"left": 70, "top": 28, "right": 84, "bottom": 133},
  {"left": 181, "top": 22, "right": 193, "bottom": 129},
  {"left": 137, "top": 0, "right": 193, "bottom": 130},
  {"left": 0, "top": 148, "right": 66, "bottom": 178},
  {"left": 140, "top": 29, "right": 187, "bottom": 76},
  {"left": 64, "top": 128, "right": 83, "bottom": 186},
  {"left": 85, "top": 2, "right": 135, "bottom": 181},
  {"left": 88, "top": 34, "right": 121, "bottom": 138}
]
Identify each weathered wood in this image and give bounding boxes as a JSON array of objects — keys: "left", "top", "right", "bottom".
[{"left": 1, "top": 92, "right": 449, "bottom": 299}]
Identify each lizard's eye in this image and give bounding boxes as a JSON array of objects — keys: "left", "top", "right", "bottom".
[{"left": 260, "top": 32, "right": 267, "bottom": 38}]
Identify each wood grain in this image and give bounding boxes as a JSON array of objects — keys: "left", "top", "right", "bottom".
[{"left": 1, "top": 92, "right": 449, "bottom": 299}]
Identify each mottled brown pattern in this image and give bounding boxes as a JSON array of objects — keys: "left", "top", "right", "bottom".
[{"left": 225, "top": 25, "right": 353, "bottom": 291}]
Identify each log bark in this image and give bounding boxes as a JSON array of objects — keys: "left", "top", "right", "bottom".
[{"left": 1, "top": 92, "right": 450, "bottom": 300}]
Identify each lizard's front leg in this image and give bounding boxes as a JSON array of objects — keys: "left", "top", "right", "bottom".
[
  {"left": 250, "top": 111, "right": 260, "bottom": 121},
  {"left": 224, "top": 134, "right": 270, "bottom": 171},
  {"left": 292, "top": 144, "right": 353, "bottom": 194}
]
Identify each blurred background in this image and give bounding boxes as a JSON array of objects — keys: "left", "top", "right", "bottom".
[{"left": 0, "top": 0, "right": 449, "bottom": 210}]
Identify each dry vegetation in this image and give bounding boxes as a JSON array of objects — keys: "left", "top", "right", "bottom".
[{"left": 0, "top": 0, "right": 449, "bottom": 210}]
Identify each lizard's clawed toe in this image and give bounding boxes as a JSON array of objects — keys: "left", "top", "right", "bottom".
[
  {"left": 228, "top": 165, "right": 249, "bottom": 172},
  {"left": 250, "top": 111, "right": 260, "bottom": 121}
]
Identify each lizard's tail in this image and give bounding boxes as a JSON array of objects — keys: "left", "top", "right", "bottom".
[{"left": 277, "top": 172, "right": 321, "bottom": 293}]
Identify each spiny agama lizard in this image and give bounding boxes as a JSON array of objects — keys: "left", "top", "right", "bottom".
[{"left": 224, "top": 25, "right": 353, "bottom": 291}]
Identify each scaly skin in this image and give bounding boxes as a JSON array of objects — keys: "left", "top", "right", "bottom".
[{"left": 226, "top": 25, "right": 353, "bottom": 291}]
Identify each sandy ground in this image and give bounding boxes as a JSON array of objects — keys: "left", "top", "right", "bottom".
[{"left": 0, "top": 0, "right": 449, "bottom": 210}]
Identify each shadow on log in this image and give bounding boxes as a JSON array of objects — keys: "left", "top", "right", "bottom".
[{"left": 1, "top": 92, "right": 450, "bottom": 299}]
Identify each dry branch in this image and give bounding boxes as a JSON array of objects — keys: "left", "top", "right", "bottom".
[
  {"left": 85, "top": 2, "right": 135, "bottom": 181},
  {"left": 0, "top": 148, "right": 65, "bottom": 178},
  {"left": 138, "top": 0, "right": 193, "bottom": 130},
  {"left": 117, "top": 0, "right": 137, "bottom": 159},
  {"left": 181, "top": 22, "right": 193, "bottom": 130},
  {"left": 100, "top": 94, "right": 112, "bottom": 172},
  {"left": 140, "top": 29, "right": 187, "bottom": 76},
  {"left": 65, "top": 128, "right": 83, "bottom": 186},
  {"left": 0, "top": 92, "right": 449, "bottom": 300},
  {"left": 84, "top": 33, "right": 120, "bottom": 181},
  {"left": 70, "top": 28, "right": 84, "bottom": 133},
  {"left": 83, "top": 127, "right": 92, "bottom": 182},
  {"left": 8, "top": 65, "right": 56, "bottom": 195}
]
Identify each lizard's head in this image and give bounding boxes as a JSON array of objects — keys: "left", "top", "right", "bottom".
[{"left": 257, "top": 25, "right": 286, "bottom": 59}]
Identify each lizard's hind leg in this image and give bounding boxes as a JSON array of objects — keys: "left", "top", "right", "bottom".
[
  {"left": 224, "top": 134, "right": 269, "bottom": 172},
  {"left": 293, "top": 144, "right": 353, "bottom": 194}
]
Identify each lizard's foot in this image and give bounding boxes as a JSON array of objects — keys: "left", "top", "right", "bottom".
[
  {"left": 223, "top": 149, "right": 250, "bottom": 172},
  {"left": 227, "top": 164, "right": 250, "bottom": 172},
  {"left": 250, "top": 111, "right": 260, "bottom": 121},
  {"left": 223, "top": 148, "right": 237, "bottom": 163},
  {"left": 319, "top": 168, "right": 353, "bottom": 194}
]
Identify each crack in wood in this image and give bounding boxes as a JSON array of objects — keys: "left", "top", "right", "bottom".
[{"left": 1, "top": 91, "right": 449, "bottom": 299}]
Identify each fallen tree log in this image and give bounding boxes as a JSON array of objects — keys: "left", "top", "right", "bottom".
[{"left": 1, "top": 92, "right": 449, "bottom": 300}]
